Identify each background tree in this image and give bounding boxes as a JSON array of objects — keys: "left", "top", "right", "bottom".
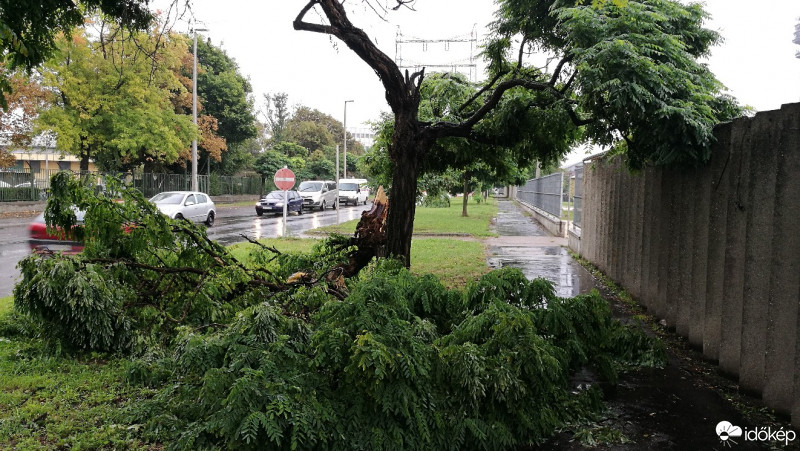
[
  {"left": 254, "top": 149, "right": 291, "bottom": 192},
  {"left": 0, "top": 69, "right": 50, "bottom": 168},
  {"left": 36, "top": 23, "right": 196, "bottom": 172},
  {"left": 284, "top": 119, "right": 333, "bottom": 155},
  {"left": 0, "top": 0, "right": 152, "bottom": 108},
  {"left": 294, "top": 0, "right": 743, "bottom": 266},
  {"left": 272, "top": 141, "right": 309, "bottom": 158},
  {"left": 263, "top": 92, "right": 290, "bottom": 145},
  {"left": 195, "top": 39, "right": 257, "bottom": 175},
  {"left": 293, "top": 105, "right": 365, "bottom": 155}
]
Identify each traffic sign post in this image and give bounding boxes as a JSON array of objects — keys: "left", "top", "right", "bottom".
[{"left": 273, "top": 167, "right": 295, "bottom": 236}]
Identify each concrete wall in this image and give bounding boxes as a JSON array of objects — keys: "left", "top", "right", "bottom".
[{"left": 571, "top": 103, "right": 800, "bottom": 426}]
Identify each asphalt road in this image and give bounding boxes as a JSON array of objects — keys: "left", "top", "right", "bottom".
[{"left": 0, "top": 202, "right": 370, "bottom": 298}]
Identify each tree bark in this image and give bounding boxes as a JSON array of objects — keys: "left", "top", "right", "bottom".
[{"left": 385, "top": 108, "right": 431, "bottom": 267}]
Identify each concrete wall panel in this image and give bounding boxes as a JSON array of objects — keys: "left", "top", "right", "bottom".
[
  {"left": 675, "top": 169, "right": 695, "bottom": 337},
  {"left": 689, "top": 165, "right": 712, "bottom": 348},
  {"left": 703, "top": 123, "right": 734, "bottom": 362},
  {"left": 739, "top": 110, "right": 779, "bottom": 395},
  {"left": 719, "top": 117, "right": 752, "bottom": 378}
]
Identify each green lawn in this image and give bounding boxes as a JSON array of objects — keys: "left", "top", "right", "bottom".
[
  {"left": 311, "top": 198, "right": 498, "bottom": 237},
  {"left": 0, "top": 296, "right": 10, "bottom": 317}
]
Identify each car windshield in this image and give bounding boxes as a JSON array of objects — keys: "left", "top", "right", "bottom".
[
  {"left": 339, "top": 183, "right": 358, "bottom": 191},
  {"left": 150, "top": 192, "right": 185, "bottom": 204},
  {"left": 264, "top": 192, "right": 286, "bottom": 200},
  {"left": 298, "top": 182, "right": 322, "bottom": 192}
]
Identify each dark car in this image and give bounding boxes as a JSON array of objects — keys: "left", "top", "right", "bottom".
[
  {"left": 28, "top": 209, "right": 85, "bottom": 254},
  {"left": 255, "top": 190, "right": 304, "bottom": 216}
]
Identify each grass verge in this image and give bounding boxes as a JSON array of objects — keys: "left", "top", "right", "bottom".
[{"left": 310, "top": 198, "right": 498, "bottom": 237}]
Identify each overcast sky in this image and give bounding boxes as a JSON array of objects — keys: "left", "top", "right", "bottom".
[{"left": 157, "top": 0, "right": 800, "bottom": 165}]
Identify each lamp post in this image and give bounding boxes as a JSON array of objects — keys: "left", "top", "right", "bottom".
[
  {"left": 343, "top": 100, "right": 354, "bottom": 179},
  {"left": 191, "top": 27, "right": 208, "bottom": 192}
]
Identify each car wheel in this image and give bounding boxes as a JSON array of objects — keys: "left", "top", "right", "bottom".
[
  {"left": 298, "top": 206, "right": 304, "bottom": 215},
  {"left": 205, "top": 211, "right": 215, "bottom": 227},
  {"left": 320, "top": 201, "right": 326, "bottom": 211},
  {"left": 256, "top": 210, "right": 263, "bottom": 216},
  {"left": 175, "top": 213, "right": 184, "bottom": 220}
]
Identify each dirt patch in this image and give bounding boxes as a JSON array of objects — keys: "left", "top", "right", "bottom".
[{"left": 0, "top": 210, "right": 40, "bottom": 219}]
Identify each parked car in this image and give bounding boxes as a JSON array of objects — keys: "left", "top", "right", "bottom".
[
  {"left": 149, "top": 191, "right": 216, "bottom": 226},
  {"left": 297, "top": 180, "right": 337, "bottom": 211},
  {"left": 28, "top": 209, "right": 85, "bottom": 254},
  {"left": 338, "top": 178, "right": 369, "bottom": 205},
  {"left": 255, "top": 190, "right": 304, "bottom": 216}
]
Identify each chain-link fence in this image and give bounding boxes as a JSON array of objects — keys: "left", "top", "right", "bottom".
[
  {"left": 515, "top": 172, "right": 564, "bottom": 218},
  {"left": 0, "top": 168, "right": 263, "bottom": 202},
  {"left": 573, "top": 165, "right": 583, "bottom": 228}
]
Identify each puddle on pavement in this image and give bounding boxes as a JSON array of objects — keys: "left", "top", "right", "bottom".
[{"left": 487, "top": 245, "right": 603, "bottom": 298}]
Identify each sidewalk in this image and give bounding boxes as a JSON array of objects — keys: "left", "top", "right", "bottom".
[{"left": 491, "top": 199, "right": 790, "bottom": 450}]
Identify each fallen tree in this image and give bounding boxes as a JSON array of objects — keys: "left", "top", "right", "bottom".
[{"left": 12, "top": 174, "right": 665, "bottom": 449}]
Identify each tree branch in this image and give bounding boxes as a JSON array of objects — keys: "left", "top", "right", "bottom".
[{"left": 293, "top": 0, "right": 410, "bottom": 113}]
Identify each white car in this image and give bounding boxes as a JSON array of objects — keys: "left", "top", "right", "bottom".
[
  {"left": 150, "top": 191, "right": 216, "bottom": 226},
  {"left": 338, "top": 178, "right": 369, "bottom": 205},
  {"left": 298, "top": 180, "right": 338, "bottom": 210}
]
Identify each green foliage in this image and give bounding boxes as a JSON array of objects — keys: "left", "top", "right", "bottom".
[
  {"left": 13, "top": 172, "right": 292, "bottom": 353},
  {"left": 0, "top": 0, "right": 152, "bottom": 108},
  {"left": 35, "top": 25, "right": 196, "bottom": 171},
  {"left": 127, "top": 262, "right": 664, "bottom": 450},
  {"left": 489, "top": 0, "right": 745, "bottom": 168},
  {"left": 196, "top": 38, "right": 257, "bottom": 148}
]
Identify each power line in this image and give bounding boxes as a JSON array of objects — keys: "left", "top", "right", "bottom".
[{"left": 395, "top": 25, "right": 479, "bottom": 82}]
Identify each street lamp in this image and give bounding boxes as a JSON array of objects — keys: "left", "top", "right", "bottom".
[
  {"left": 343, "top": 100, "right": 354, "bottom": 179},
  {"left": 191, "top": 27, "right": 208, "bottom": 192}
]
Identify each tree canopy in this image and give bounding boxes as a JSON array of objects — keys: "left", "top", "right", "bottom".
[
  {"left": 36, "top": 23, "right": 196, "bottom": 172},
  {"left": 0, "top": 0, "right": 152, "bottom": 108},
  {"left": 294, "top": 0, "right": 743, "bottom": 266}
]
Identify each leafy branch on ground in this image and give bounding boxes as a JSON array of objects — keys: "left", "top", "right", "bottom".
[{"left": 9, "top": 175, "right": 665, "bottom": 449}]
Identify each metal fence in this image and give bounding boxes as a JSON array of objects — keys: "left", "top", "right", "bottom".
[
  {"left": 515, "top": 172, "right": 564, "bottom": 218},
  {"left": 573, "top": 165, "right": 583, "bottom": 228},
  {"left": 0, "top": 168, "right": 263, "bottom": 202}
]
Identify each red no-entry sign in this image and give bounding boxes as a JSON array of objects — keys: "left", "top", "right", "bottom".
[{"left": 273, "top": 168, "right": 295, "bottom": 191}]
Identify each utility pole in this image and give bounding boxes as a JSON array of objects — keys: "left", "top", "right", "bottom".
[
  {"left": 343, "top": 100, "right": 353, "bottom": 179},
  {"left": 191, "top": 27, "right": 208, "bottom": 192}
]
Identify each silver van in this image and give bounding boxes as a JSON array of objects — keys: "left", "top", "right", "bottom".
[{"left": 298, "top": 180, "right": 338, "bottom": 210}]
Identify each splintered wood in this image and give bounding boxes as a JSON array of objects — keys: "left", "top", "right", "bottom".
[{"left": 343, "top": 186, "right": 388, "bottom": 276}]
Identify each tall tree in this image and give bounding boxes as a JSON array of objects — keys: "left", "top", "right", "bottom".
[
  {"left": 36, "top": 22, "right": 196, "bottom": 172},
  {"left": 294, "top": 0, "right": 742, "bottom": 266},
  {"left": 0, "top": 0, "right": 152, "bottom": 108},
  {"left": 263, "top": 92, "right": 290, "bottom": 144},
  {"left": 196, "top": 39, "right": 257, "bottom": 148},
  {"left": 289, "top": 105, "right": 365, "bottom": 156}
]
